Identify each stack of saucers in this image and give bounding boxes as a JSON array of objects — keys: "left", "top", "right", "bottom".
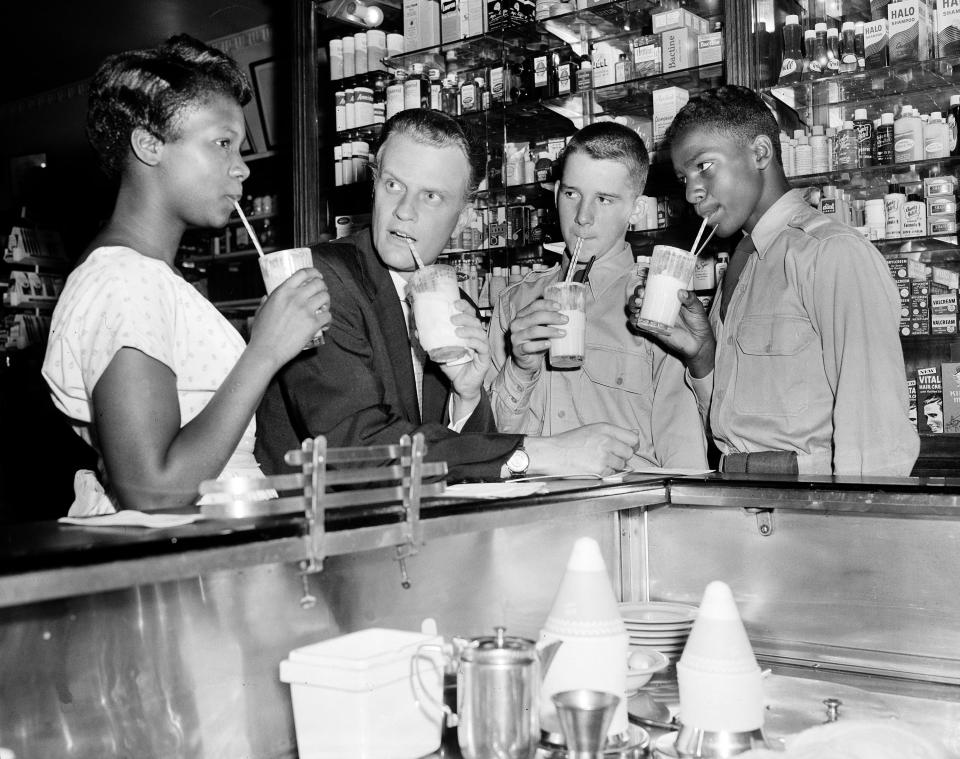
[{"left": 619, "top": 600, "right": 697, "bottom": 663}]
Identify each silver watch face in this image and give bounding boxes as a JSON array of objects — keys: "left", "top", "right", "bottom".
[{"left": 508, "top": 447, "right": 529, "bottom": 475}]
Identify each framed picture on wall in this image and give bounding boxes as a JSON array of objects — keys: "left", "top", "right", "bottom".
[
  {"left": 241, "top": 117, "right": 256, "bottom": 155},
  {"left": 250, "top": 58, "right": 279, "bottom": 151}
]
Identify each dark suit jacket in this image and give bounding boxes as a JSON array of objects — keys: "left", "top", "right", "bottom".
[{"left": 256, "top": 229, "right": 521, "bottom": 481}]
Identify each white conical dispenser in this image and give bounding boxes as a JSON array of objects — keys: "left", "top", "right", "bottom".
[
  {"left": 675, "top": 581, "right": 768, "bottom": 757},
  {"left": 539, "top": 537, "right": 628, "bottom": 745}
]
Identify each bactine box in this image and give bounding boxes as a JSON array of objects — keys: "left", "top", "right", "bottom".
[{"left": 661, "top": 27, "right": 698, "bottom": 71}]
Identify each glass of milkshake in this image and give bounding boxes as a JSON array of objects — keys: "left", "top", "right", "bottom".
[
  {"left": 407, "top": 263, "right": 471, "bottom": 364},
  {"left": 259, "top": 247, "right": 326, "bottom": 347},
  {"left": 634, "top": 244, "right": 698, "bottom": 335},
  {"left": 545, "top": 281, "right": 587, "bottom": 369}
]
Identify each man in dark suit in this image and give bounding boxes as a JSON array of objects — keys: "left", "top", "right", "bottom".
[{"left": 256, "top": 109, "right": 638, "bottom": 480}]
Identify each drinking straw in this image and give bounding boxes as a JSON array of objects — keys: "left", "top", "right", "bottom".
[
  {"left": 233, "top": 201, "right": 265, "bottom": 258},
  {"left": 564, "top": 236, "right": 584, "bottom": 283},
  {"left": 689, "top": 216, "right": 709, "bottom": 256},
  {"left": 694, "top": 225, "right": 718, "bottom": 256},
  {"left": 406, "top": 238, "right": 425, "bottom": 270}
]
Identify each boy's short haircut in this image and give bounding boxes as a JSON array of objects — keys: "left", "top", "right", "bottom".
[
  {"left": 664, "top": 85, "right": 782, "bottom": 166},
  {"left": 558, "top": 121, "right": 650, "bottom": 195}
]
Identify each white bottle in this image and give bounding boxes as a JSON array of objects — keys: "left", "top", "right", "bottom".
[
  {"left": 810, "top": 125, "right": 829, "bottom": 173},
  {"left": 780, "top": 133, "right": 795, "bottom": 176},
  {"left": 795, "top": 134, "right": 812, "bottom": 175},
  {"left": 894, "top": 105, "right": 924, "bottom": 163},
  {"left": 924, "top": 111, "right": 949, "bottom": 159}
]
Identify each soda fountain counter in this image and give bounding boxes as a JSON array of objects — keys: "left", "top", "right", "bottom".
[{"left": 2, "top": 475, "right": 960, "bottom": 757}]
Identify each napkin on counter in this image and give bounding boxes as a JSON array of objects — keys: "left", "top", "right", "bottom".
[
  {"left": 443, "top": 482, "right": 550, "bottom": 499},
  {"left": 57, "top": 469, "right": 203, "bottom": 528}
]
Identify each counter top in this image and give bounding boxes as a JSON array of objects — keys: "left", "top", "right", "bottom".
[{"left": 6, "top": 472, "right": 960, "bottom": 609}]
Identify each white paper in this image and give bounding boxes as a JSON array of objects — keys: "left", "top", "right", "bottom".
[
  {"left": 443, "top": 482, "right": 550, "bottom": 499},
  {"left": 58, "top": 511, "right": 204, "bottom": 528}
]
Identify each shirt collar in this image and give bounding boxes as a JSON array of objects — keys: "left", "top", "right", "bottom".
[
  {"left": 747, "top": 189, "right": 808, "bottom": 259},
  {"left": 388, "top": 269, "right": 409, "bottom": 304},
  {"left": 578, "top": 241, "right": 634, "bottom": 296}
]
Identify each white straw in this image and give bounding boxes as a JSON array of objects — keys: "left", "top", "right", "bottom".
[
  {"left": 689, "top": 216, "right": 709, "bottom": 256},
  {"left": 406, "top": 239, "right": 425, "bottom": 270},
  {"left": 233, "top": 200, "right": 265, "bottom": 258},
  {"left": 564, "top": 236, "right": 584, "bottom": 283},
  {"left": 694, "top": 225, "right": 718, "bottom": 256}
]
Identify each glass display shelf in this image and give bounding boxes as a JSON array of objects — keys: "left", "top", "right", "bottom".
[
  {"left": 334, "top": 123, "right": 382, "bottom": 141},
  {"left": 787, "top": 156, "right": 960, "bottom": 189},
  {"left": 762, "top": 54, "right": 960, "bottom": 114},
  {"left": 877, "top": 236, "right": 960, "bottom": 259}
]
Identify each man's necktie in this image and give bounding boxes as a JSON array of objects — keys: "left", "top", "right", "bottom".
[
  {"left": 719, "top": 235, "right": 755, "bottom": 322},
  {"left": 403, "top": 297, "right": 426, "bottom": 416}
]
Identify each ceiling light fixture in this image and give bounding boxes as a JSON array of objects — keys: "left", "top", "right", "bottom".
[{"left": 318, "top": 0, "right": 385, "bottom": 28}]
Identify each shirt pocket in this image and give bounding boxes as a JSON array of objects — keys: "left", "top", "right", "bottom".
[
  {"left": 582, "top": 342, "right": 654, "bottom": 398},
  {"left": 734, "top": 315, "right": 816, "bottom": 417}
]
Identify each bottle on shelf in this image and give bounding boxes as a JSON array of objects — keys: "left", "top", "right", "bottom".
[
  {"left": 853, "top": 108, "right": 873, "bottom": 168},
  {"left": 386, "top": 69, "right": 405, "bottom": 120},
  {"left": 825, "top": 27, "right": 841, "bottom": 76},
  {"left": 854, "top": 21, "right": 866, "bottom": 70},
  {"left": 836, "top": 121, "right": 858, "bottom": 169},
  {"left": 925, "top": 112, "right": 949, "bottom": 159},
  {"left": 813, "top": 24, "right": 830, "bottom": 78},
  {"left": 576, "top": 55, "right": 593, "bottom": 91},
  {"left": 894, "top": 106, "right": 924, "bottom": 163},
  {"left": 441, "top": 76, "right": 459, "bottom": 116},
  {"left": 796, "top": 134, "right": 812, "bottom": 175},
  {"left": 839, "top": 22, "right": 857, "bottom": 73},
  {"left": 948, "top": 94, "right": 960, "bottom": 155},
  {"left": 778, "top": 14, "right": 803, "bottom": 84},
  {"left": 428, "top": 68, "right": 442, "bottom": 110},
  {"left": 876, "top": 112, "right": 895, "bottom": 165},
  {"left": 802, "top": 30, "right": 818, "bottom": 79}
]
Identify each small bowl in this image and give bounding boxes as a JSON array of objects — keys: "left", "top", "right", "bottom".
[{"left": 626, "top": 647, "right": 670, "bottom": 692}]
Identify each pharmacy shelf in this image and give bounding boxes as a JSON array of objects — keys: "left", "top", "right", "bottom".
[
  {"left": 787, "top": 156, "right": 960, "bottom": 189},
  {"left": 763, "top": 54, "right": 960, "bottom": 114}
]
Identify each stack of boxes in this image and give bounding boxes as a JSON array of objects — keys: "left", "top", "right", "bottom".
[{"left": 889, "top": 256, "right": 959, "bottom": 337}]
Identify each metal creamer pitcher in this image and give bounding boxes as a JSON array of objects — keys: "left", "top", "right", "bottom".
[{"left": 457, "top": 627, "right": 561, "bottom": 759}]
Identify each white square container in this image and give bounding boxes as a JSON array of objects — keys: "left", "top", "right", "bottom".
[{"left": 280, "top": 628, "right": 445, "bottom": 759}]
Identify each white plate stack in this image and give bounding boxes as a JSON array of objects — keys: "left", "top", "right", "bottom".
[{"left": 619, "top": 601, "right": 698, "bottom": 663}]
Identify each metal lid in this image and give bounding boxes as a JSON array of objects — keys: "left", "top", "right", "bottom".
[{"left": 460, "top": 626, "right": 536, "bottom": 664}]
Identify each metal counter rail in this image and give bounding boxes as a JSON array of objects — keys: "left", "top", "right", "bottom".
[
  {"left": 0, "top": 480, "right": 668, "bottom": 609},
  {"left": 666, "top": 474, "right": 960, "bottom": 519}
]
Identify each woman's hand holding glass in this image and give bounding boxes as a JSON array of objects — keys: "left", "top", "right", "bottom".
[{"left": 250, "top": 267, "right": 331, "bottom": 366}]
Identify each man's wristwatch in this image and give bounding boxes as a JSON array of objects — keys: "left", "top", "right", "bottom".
[{"left": 506, "top": 440, "right": 529, "bottom": 478}]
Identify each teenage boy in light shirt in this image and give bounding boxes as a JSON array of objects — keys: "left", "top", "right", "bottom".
[
  {"left": 487, "top": 122, "right": 708, "bottom": 470},
  {"left": 637, "top": 85, "right": 918, "bottom": 475}
]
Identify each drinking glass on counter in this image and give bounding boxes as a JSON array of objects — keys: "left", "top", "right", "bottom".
[{"left": 545, "top": 281, "right": 587, "bottom": 369}]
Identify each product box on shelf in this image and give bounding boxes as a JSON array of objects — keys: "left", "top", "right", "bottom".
[
  {"left": 933, "top": 312, "right": 958, "bottom": 333},
  {"left": 630, "top": 35, "right": 662, "bottom": 77},
  {"left": 863, "top": 19, "right": 889, "bottom": 67},
  {"left": 653, "top": 86, "right": 690, "bottom": 145},
  {"left": 698, "top": 31, "right": 724, "bottom": 66},
  {"left": 908, "top": 377, "right": 918, "bottom": 422},
  {"left": 404, "top": 0, "right": 441, "bottom": 50},
  {"left": 918, "top": 364, "right": 944, "bottom": 433},
  {"left": 487, "top": 0, "right": 535, "bottom": 31},
  {"left": 651, "top": 7, "right": 709, "bottom": 34},
  {"left": 942, "top": 362, "right": 960, "bottom": 430},
  {"left": 932, "top": 291, "right": 958, "bottom": 313},
  {"left": 924, "top": 175, "right": 957, "bottom": 196},
  {"left": 933, "top": 265, "right": 960, "bottom": 290},
  {"left": 935, "top": 0, "right": 960, "bottom": 56},
  {"left": 887, "top": 0, "right": 934, "bottom": 63},
  {"left": 661, "top": 27, "right": 698, "bottom": 71}
]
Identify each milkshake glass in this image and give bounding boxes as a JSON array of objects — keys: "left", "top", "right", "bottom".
[
  {"left": 259, "top": 247, "right": 326, "bottom": 348},
  {"left": 407, "top": 264, "right": 470, "bottom": 364},
  {"left": 545, "top": 281, "right": 587, "bottom": 369},
  {"left": 635, "top": 244, "right": 698, "bottom": 334}
]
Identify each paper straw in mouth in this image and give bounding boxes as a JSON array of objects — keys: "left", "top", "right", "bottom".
[
  {"left": 689, "top": 216, "right": 709, "bottom": 257},
  {"left": 233, "top": 201, "right": 265, "bottom": 258},
  {"left": 564, "top": 236, "right": 584, "bottom": 282},
  {"left": 406, "top": 238, "right": 424, "bottom": 270},
  {"left": 694, "top": 225, "right": 718, "bottom": 256}
]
